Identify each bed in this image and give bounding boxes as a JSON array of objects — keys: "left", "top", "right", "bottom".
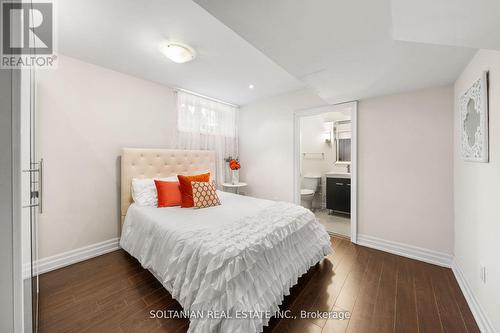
[{"left": 119, "top": 148, "right": 331, "bottom": 333}]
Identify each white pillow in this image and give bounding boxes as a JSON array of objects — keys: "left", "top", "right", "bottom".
[{"left": 131, "top": 177, "right": 177, "bottom": 206}]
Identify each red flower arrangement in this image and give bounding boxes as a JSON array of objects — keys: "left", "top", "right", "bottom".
[{"left": 229, "top": 159, "right": 241, "bottom": 170}]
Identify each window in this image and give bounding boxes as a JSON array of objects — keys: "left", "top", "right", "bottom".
[
  {"left": 176, "top": 91, "right": 238, "bottom": 184},
  {"left": 177, "top": 91, "right": 237, "bottom": 137}
]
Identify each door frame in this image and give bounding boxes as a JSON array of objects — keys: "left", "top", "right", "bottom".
[
  {"left": 293, "top": 101, "right": 358, "bottom": 243},
  {"left": 12, "top": 69, "right": 24, "bottom": 333},
  {"left": 13, "top": 67, "right": 40, "bottom": 333}
]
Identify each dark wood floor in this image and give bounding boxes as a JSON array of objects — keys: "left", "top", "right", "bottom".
[{"left": 39, "top": 236, "right": 479, "bottom": 333}]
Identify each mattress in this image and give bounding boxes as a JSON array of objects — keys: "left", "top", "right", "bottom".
[{"left": 120, "top": 191, "right": 331, "bottom": 333}]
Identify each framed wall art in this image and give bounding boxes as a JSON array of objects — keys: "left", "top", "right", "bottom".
[{"left": 460, "top": 71, "right": 489, "bottom": 162}]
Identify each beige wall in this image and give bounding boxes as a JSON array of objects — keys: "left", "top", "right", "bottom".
[
  {"left": 39, "top": 55, "right": 457, "bottom": 262},
  {"left": 239, "top": 89, "right": 326, "bottom": 202},
  {"left": 37, "top": 55, "right": 177, "bottom": 259},
  {"left": 358, "top": 86, "right": 454, "bottom": 254},
  {"left": 454, "top": 49, "right": 500, "bottom": 331},
  {"left": 240, "top": 86, "right": 454, "bottom": 254}
]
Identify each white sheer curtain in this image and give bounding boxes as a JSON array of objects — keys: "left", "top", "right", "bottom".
[{"left": 176, "top": 91, "right": 238, "bottom": 185}]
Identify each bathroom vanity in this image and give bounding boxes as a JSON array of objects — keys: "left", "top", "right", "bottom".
[{"left": 326, "top": 173, "right": 351, "bottom": 215}]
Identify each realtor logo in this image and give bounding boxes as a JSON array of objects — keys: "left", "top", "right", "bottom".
[{"left": 1, "top": 0, "right": 57, "bottom": 68}]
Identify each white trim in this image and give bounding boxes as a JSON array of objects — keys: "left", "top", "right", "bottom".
[
  {"left": 293, "top": 101, "right": 358, "bottom": 244},
  {"left": 350, "top": 102, "right": 358, "bottom": 242},
  {"left": 452, "top": 260, "right": 497, "bottom": 333},
  {"left": 24, "top": 238, "right": 120, "bottom": 279},
  {"left": 19, "top": 236, "right": 496, "bottom": 332},
  {"left": 357, "top": 234, "right": 453, "bottom": 267},
  {"left": 356, "top": 234, "right": 495, "bottom": 331}
]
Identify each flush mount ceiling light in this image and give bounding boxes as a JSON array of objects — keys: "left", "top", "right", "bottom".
[
  {"left": 159, "top": 41, "right": 196, "bottom": 64},
  {"left": 248, "top": 84, "right": 255, "bottom": 89}
]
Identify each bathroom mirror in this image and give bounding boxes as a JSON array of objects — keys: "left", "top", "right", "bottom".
[{"left": 333, "top": 120, "right": 352, "bottom": 164}]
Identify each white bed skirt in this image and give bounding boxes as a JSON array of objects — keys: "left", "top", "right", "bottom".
[{"left": 120, "top": 201, "right": 331, "bottom": 333}]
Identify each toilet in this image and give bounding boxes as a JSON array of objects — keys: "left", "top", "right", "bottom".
[{"left": 300, "top": 175, "right": 321, "bottom": 210}]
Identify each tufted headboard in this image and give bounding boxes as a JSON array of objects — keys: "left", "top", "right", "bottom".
[{"left": 120, "top": 148, "right": 216, "bottom": 224}]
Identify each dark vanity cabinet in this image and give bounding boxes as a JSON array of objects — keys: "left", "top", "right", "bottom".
[{"left": 326, "top": 177, "right": 351, "bottom": 215}]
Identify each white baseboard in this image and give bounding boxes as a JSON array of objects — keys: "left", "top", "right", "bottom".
[
  {"left": 357, "top": 234, "right": 496, "bottom": 332},
  {"left": 357, "top": 234, "right": 453, "bottom": 267},
  {"left": 21, "top": 234, "right": 495, "bottom": 332},
  {"left": 452, "top": 260, "right": 497, "bottom": 333},
  {"left": 23, "top": 238, "right": 120, "bottom": 279}
]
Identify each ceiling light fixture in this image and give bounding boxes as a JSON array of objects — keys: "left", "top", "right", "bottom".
[
  {"left": 159, "top": 41, "right": 196, "bottom": 64},
  {"left": 248, "top": 84, "right": 255, "bottom": 89}
]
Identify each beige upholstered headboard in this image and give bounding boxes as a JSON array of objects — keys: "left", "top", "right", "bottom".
[{"left": 120, "top": 148, "right": 216, "bottom": 224}]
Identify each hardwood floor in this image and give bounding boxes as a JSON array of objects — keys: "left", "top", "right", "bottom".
[{"left": 39, "top": 236, "right": 479, "bottom": 333}]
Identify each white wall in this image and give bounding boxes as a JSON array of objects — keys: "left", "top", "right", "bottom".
[
  {"left": 300, "top": 115, "right": 334, "bottom": 179},
  {"left": 37, "top": 55, "right": 177, "bottom": 259},
  {"left": 358, "top": 86, "right": 454, "bottom": 254},
  {"left": 241, "top": 85, "right": 454, "bottom": 255},
  {"left": 454, "top": 49, "right": 500, "bottom": 331},
  {"left": 239, "top": 89, "right": 326, "bottom": 202}
]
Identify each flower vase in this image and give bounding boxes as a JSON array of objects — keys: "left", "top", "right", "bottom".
[{"left": 231, "top": 170, "right": 239, "bottom": 185}]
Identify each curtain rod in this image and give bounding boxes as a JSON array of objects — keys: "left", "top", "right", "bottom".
[{"left": 174, "top": 87, "right": 240, "bottom": 108}]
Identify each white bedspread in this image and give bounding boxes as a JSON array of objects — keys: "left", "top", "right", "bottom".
[{"left": 120, "top": 191, "right": 331, "bottom": 333}]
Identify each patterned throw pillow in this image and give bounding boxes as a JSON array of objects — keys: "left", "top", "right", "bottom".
[{"left": 191, "top": 181, "right": 221, "bottom": 209}]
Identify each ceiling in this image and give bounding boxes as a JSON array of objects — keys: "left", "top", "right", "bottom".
[
  {"left": 59, "top": 0, "right": 497, "bottom": 106},
  {"left": 391, "top": 0, "right": 500, "bottom": 50},
  {"left": 194, "top": 0, "right": 478, "bottom": 104},
  {"left": 57, "top": 0, "right": 304, "bottom": 105}
]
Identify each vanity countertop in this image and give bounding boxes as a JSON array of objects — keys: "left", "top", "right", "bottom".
[{"left": 325, "top": 172, "right": 351, "bottom": 179}]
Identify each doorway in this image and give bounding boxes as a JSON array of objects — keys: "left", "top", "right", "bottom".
[{"left": 293, "top": 102, "right": 358, "bottom": 243}]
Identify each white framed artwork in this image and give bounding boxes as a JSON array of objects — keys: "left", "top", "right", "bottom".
[{"left": 460, "top": 71, "right": 489, "bottom": 162}]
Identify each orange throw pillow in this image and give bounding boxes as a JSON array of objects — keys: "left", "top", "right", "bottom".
[
  {"left": 154, "top": 180, "right": 182, "bottom": 207},
  {"left": 177, "top": 173, "right": 210, "bottom": 208}
]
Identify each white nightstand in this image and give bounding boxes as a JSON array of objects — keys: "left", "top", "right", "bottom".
[{"left": 222, "top": 182, "right": 248, "bottom": 195}]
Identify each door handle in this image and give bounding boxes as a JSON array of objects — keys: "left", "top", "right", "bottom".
[
  {"left": 22, "top": 168, "right": 40, "bottom": 172},
  {"left": 39, "top": 159, "right": 43, "bottom": 214},
  {"left": 335, "top": 182, "right": 344, "bottom": 186},
  {"left": 22, "top": 159, "right": 43, "bottom": 213},
  {"left": 23, "top": 204, "right": 39, "bottom": 208}
]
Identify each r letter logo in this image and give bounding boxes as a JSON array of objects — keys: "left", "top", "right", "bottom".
[{"left": 1, "top": 0, "right": 57, "bottom": 68}]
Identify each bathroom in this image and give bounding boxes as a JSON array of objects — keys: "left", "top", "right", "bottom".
[{"left": 299, "top": 107, "right": 352, "bottom": 237}]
